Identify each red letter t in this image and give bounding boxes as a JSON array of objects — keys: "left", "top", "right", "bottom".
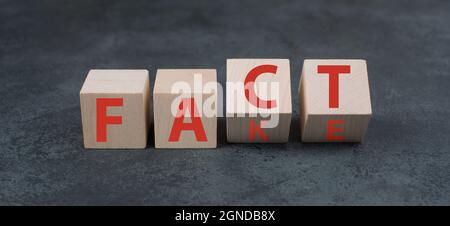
[{"left": 317, "top": 65, "right": 351, "bottom": 108}]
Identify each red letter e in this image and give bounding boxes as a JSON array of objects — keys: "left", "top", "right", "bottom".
[{"left": 327, "top": 120, "right": 345, "bottom": 141}]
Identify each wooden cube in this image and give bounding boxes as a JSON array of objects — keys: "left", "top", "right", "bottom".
[
  {"left": 299, "top": 59, "right": 372, "bottom": 142},
  {"left": 226, "top": 59, "right": 292, "bottom": 143},
  {"left": 153, "top": 69, "right": 217, "bottom": 149},
  {"left": 80, "top": 69, "right": 150, "bottom": 149}
]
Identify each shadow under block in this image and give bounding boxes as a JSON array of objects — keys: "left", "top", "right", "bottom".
[
  {"left": 299, "top": 59, "right": 372, "bottom": 142},
  {"left": 226, "top": 59, "right": 292, "bottom": 143},
  {"left": 80, "top": 69, "right": 150, "bottom": 149},
  {"left": 153, "top": 69, "right": 217, "bottom": 149}
]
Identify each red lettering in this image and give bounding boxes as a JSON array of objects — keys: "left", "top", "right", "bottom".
[
  {"left": 169, "top": 98, "right": 207, "bottom": 142},
  {"left": 327, "top": 120, "right": 345, "bottom": 141},
  {"left": 96, "top": 98, "right": 123, "bottom": 142},
  {"left": 244, "top": 64, "right": 278, "bottom": 109},
  {"left": 249, "top": 119, "right": 269, "bottom": 141},
  {"left": 317, "top": 65, "right": 351, "bottom": 108}
]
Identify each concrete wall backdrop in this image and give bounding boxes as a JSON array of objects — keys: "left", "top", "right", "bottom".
[{"left": 0, "top": 0, "right": 449, "bottom": 205}]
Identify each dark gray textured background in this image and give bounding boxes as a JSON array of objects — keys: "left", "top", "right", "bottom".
[{"left": 1, "top": 0, "right": 449, "bottom": 205}]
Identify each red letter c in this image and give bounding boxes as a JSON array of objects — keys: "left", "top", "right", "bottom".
[{"left": 244, "top": 64, "right": 278, "bottom": 109}]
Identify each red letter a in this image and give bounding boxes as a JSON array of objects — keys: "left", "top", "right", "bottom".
[{"left": 169, "top": 98, "right": 207, "bottom": 142}]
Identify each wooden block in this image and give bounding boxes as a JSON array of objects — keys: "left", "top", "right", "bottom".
[
  {"left": 226, "top": 59, "right": 292, "bottom": 143},
  {"left": 153, "top": 69, "right": 217, "bottom": 149},
  {"left": 80, "top": 69, "right": 150, "bottom": 149},
  {"left": 299, "top": 59, "right": 372, "bottom": 142}
]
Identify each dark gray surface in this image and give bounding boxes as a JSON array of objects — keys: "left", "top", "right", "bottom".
[{"left": 1, "top": 0, "right": 449, "bottom": 205}]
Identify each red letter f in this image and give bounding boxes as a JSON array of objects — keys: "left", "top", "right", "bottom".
[{"left": 96, "top": 98, "right": 123, "bottom": 142}]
